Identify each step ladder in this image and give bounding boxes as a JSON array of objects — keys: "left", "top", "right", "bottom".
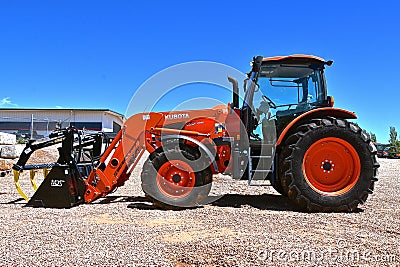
[{"left": 248, "top": 144, "right": 275, "bottom": 186}]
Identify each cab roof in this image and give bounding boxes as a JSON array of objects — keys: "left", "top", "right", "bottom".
[{"left": 262, "top": 54, "right": 327, "bottom": 65}]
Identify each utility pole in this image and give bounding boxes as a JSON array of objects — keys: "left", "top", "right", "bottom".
[{"left": 30, "top": 114, "right": 34, "bottom": 139}]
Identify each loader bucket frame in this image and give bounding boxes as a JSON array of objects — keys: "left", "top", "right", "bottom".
[{"left": 12, "top": 128, "right": 105, "bottom": 208}]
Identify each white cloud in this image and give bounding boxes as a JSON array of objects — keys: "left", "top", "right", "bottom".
[
  {"left": 0, "top": 97, "right": 18, "bottom": 107},
  {"left": 55, "top": 106, "right": 64, "bottom": 109}
]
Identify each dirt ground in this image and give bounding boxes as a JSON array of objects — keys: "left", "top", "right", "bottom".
[{"left": 0, "top": 148, "right": 399, "bottom": 266}]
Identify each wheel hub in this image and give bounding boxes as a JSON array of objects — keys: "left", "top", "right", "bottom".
[
  {"left": 321, "top": 160, "right": 334, "bottom": 173},
  {"left": 172, "top": 174, "right": 182, "bottom": 183},
  {"left": 156, "top": 160, "right": 196, "bottom": 199}
]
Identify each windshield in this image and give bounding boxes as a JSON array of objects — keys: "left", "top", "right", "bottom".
[
  {"left": 257, "top": 64, "right": 326, "bottom": 117},
  {"left": 240, "top": 61, "right": 327, "bottom": 143}
]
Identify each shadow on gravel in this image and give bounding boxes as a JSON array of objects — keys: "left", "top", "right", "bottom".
[
  {"left": 210, "top": 194, "right": 364, "bottom": 213},
  {"left": 209, "top": 193, "right": 301, "bottom": 211},
  {"left": 92, "top": 196, "right": 191, "bottom": 211},
  {"left": 0, "top": 198, "right": 25, "bottom": 205},
  {"left": 94, "top": 193, "right": 302, "bottom": 212}
]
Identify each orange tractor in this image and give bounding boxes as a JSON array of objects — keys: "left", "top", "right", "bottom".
[{"left": 12, "top": 55, "right": 379, "bottom": 212}]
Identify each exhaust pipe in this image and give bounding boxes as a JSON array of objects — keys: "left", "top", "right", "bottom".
[{"left": 228, "top": 76, "right": 239, "bottom": 109}]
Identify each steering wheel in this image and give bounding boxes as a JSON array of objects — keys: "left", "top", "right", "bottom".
[{"left": 262, "top": 95, "right": 277, "bottom": 109}]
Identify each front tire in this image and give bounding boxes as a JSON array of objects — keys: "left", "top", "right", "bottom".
[
  {"left": 281, "top": 117, "right": 379, "bottom": 212},
  {"left": 141, "top": 147, "right": 212, "bottom": 208}
]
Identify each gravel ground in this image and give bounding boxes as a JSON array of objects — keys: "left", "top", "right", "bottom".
[{"left": 0, "top": 150, "right": 399, "bottom": 266}]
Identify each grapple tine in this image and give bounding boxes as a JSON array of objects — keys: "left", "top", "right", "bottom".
[
  {"left": 43, "top": 168, "right": 50, "bottom": 178},
  {"left": 30, "top": 170, "right": 38, "bottom": 191},
  {"left": 13, "top": 170, "right": 29, "bottom": 201}
]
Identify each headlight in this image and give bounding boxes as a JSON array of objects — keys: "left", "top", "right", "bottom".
[{"left": 215, "top": 123, "right": 226, "bottom": 134}]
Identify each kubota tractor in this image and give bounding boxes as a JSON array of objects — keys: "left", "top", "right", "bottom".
[{"left": 12, "top": 54, "right": 379, "bottom": 212}]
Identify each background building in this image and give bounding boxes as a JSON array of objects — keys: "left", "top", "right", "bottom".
[{"left": 0, "top": 108, "right": 125, "bottom": 139}]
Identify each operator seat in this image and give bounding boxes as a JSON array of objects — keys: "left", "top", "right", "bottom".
[{"left": 262, "top": 116, "right": 276, "bottom": 144}]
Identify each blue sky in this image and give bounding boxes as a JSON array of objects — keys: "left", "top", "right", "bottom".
[{"left": 0, "top": 0, "right": 398, "bottom": 143}]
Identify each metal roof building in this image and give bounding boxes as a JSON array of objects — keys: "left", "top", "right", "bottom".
[{"left": 0, "top": 108, "right": 126, "bottom": 139}]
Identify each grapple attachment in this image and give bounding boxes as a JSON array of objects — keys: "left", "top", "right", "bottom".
[{"left": 12, "top": 128, "right": 103, "bottom": 208}]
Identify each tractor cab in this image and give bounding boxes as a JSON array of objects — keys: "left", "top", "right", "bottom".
[
  {"left": 238, "top": 55, "right": 335, "bottom": 181},
  {"left": 247, "top": 55, "right": 334, "bottom": 137}
]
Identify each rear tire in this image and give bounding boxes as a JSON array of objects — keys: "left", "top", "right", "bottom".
[
  {"left": 272, "top": 149, "right": 294, "bottom": 197},
  {"left": 272, "top": 171, "right": 288, "bottom": 196},
  {"left": 281, "top": 117, "right": 379, "bottom": 212},
  {"left": 141, "top": 147, "right": 212, "bottom": 208},
  {"left": 272, "top": 182, "right": 286, "bottom": 196}
]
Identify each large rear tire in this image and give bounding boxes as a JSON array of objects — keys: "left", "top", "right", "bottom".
[
  {"left": 281, "top": 117, "right": 379, "bottom": 212},
  {"left": 141, "top": 147, "right": 212, "bottom": 208},
  {"left": 272, "top": 172, "right": 288, "bottom": 196}
]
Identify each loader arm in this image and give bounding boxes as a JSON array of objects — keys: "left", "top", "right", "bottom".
[{"left": 84, "top": 113, "right": 165, "bottom": 203}]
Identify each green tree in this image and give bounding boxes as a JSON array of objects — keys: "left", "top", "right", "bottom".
[
  {"left": 369, "top": 132, "right": 377, "bottom": 142},
  {"left": 389, "top": 126, "right": 398, "bottom": 146}
]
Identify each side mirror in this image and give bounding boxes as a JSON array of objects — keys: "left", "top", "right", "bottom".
[{"left": 327, "top": 96, "right": 335, "bottom": 107}]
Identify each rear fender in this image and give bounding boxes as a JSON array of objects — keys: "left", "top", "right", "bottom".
[{"left": 276, "top": 107, "right": 357, "bottom": 147}]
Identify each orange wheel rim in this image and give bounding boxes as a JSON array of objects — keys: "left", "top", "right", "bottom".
[
  {"left": 156, "top": 160, "right": 196, "bottom": 199},
  {"left": 302, "top": 137, "right": 361, "bottom": 196}
]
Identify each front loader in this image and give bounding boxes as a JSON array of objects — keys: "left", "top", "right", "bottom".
[{"left": 12, "top": 54, "right": 379, "bottom": 212}]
